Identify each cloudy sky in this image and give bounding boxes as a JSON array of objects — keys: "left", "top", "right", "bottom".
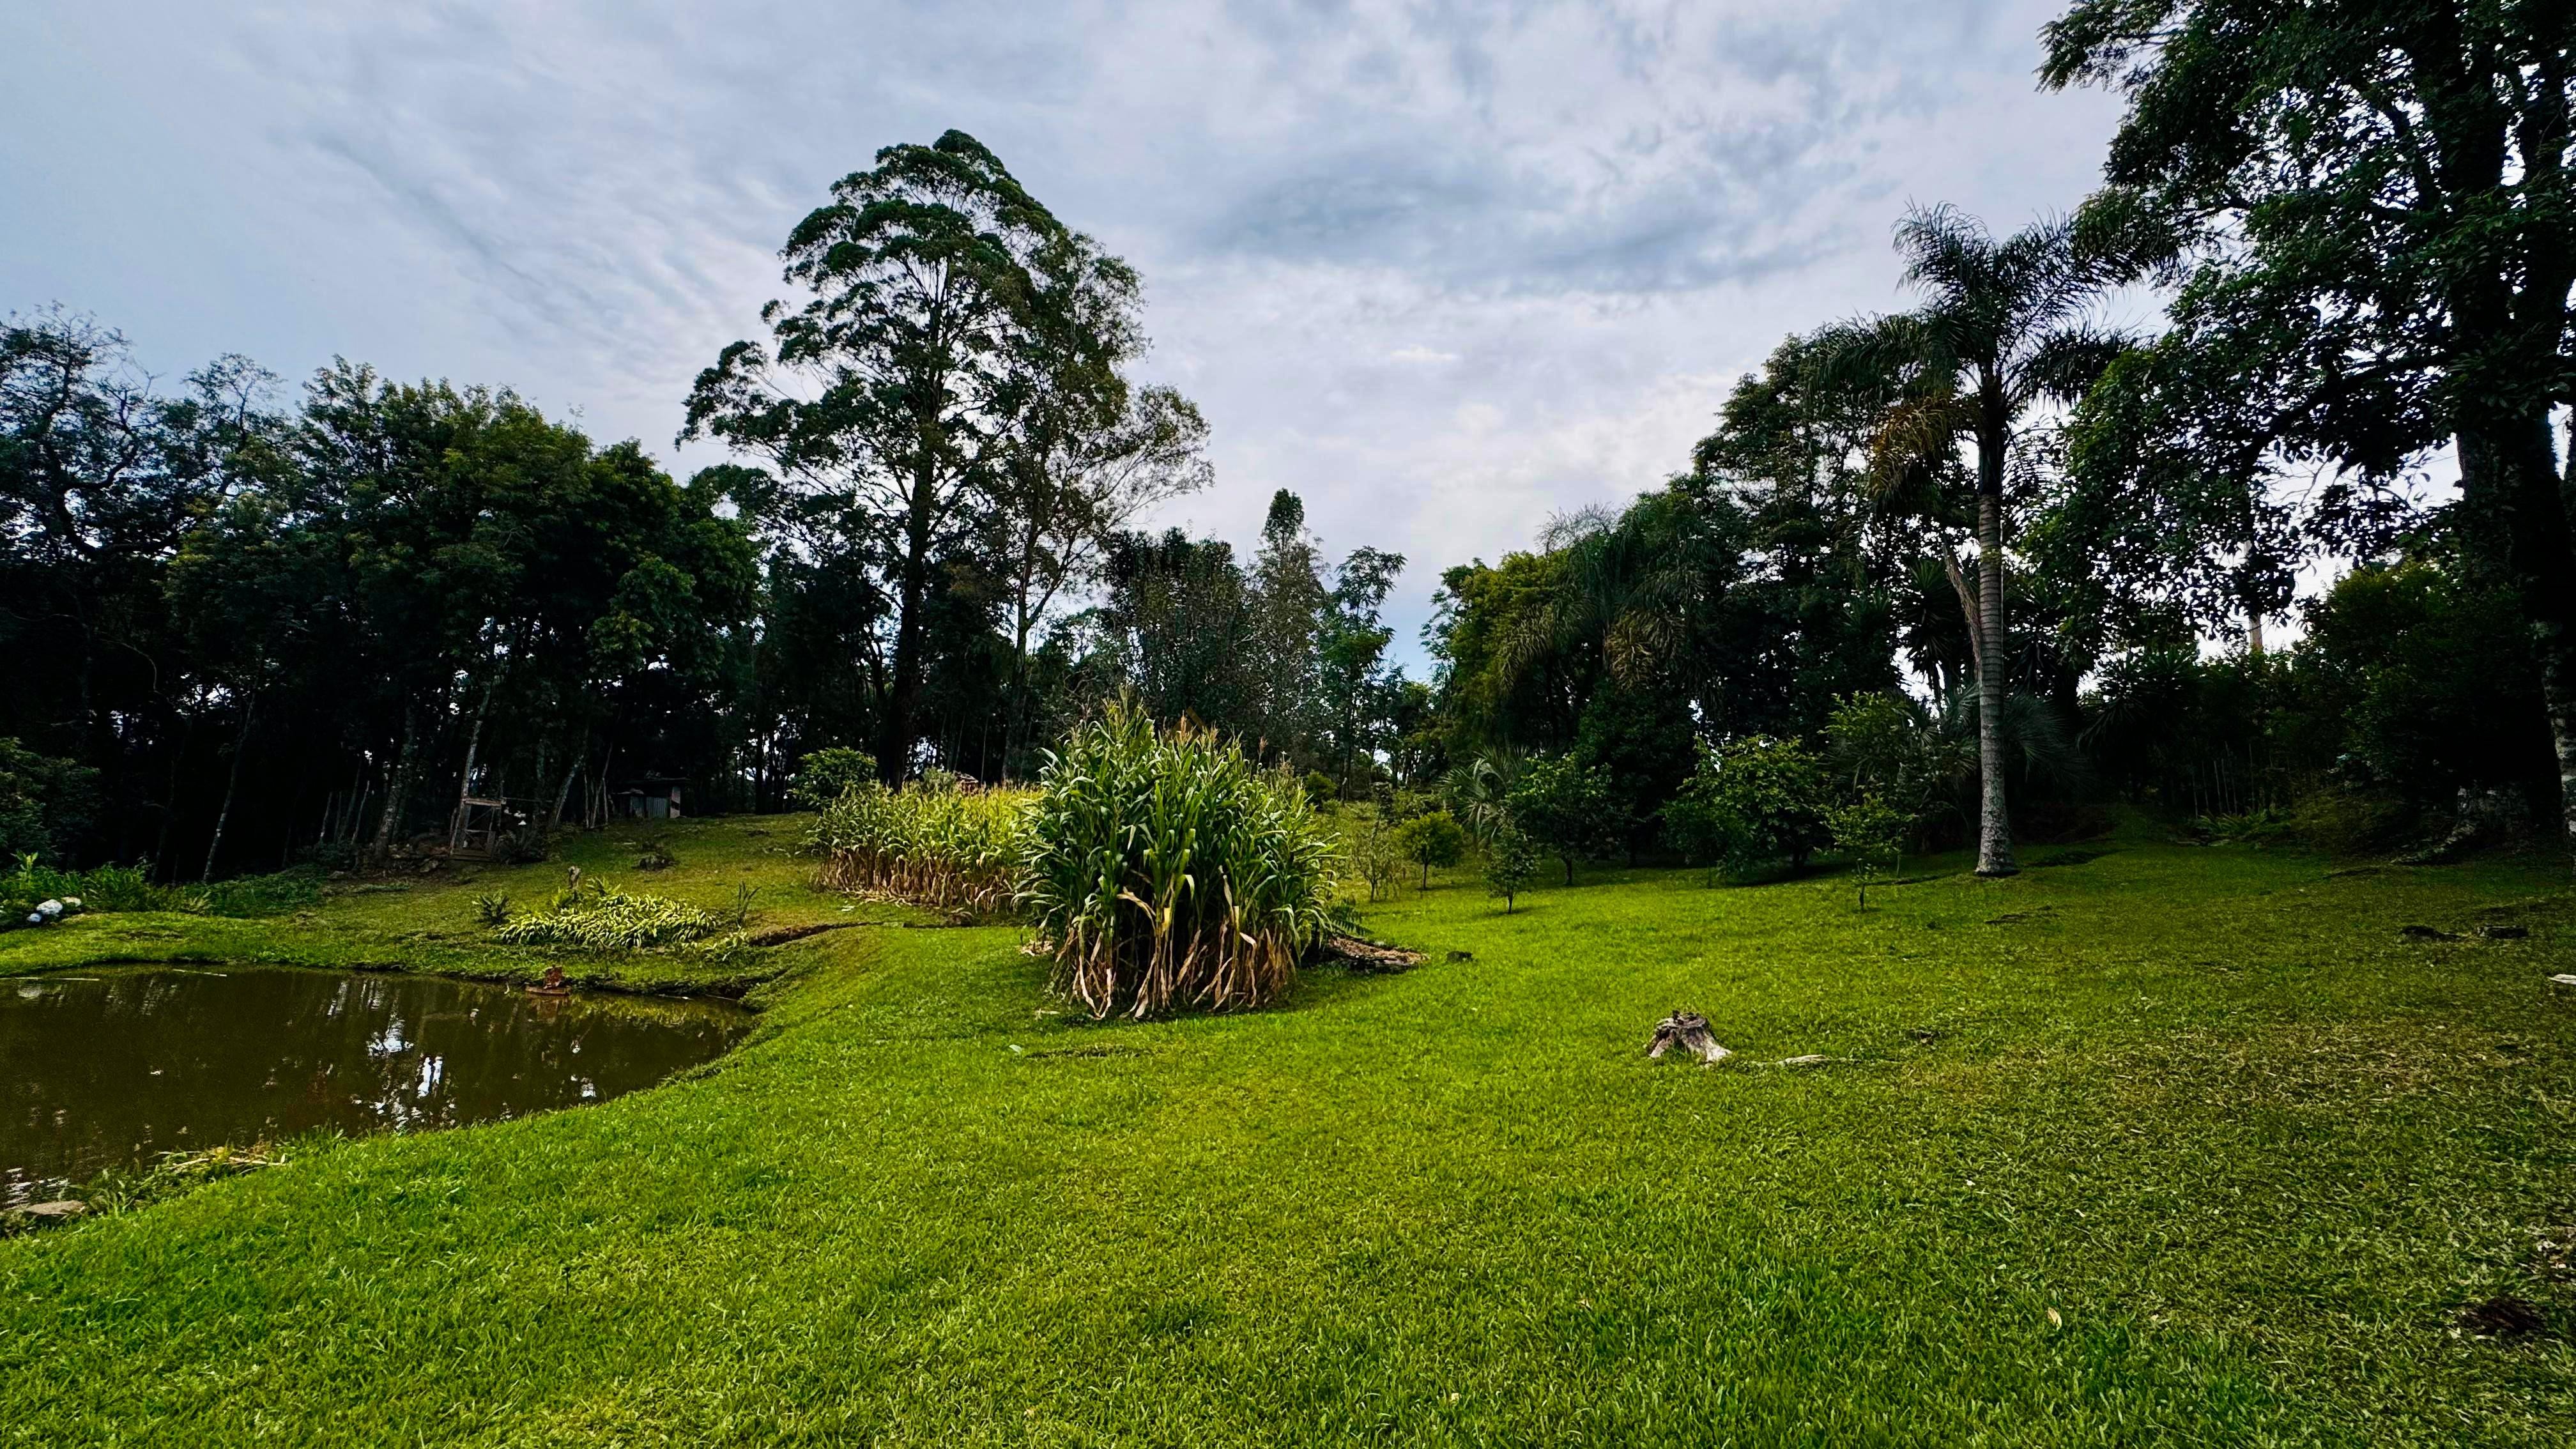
[{"left": 3, "top": 1, "right": 2126, "bottom": 664}]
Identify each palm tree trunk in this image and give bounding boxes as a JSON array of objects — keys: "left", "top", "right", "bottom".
[{"left": 1974, "top": 427, "right": 2016, "bottom": 878}]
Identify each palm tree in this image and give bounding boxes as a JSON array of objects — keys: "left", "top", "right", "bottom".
[{"left": 1863, "top": 204, "right": 2123, "bottom": 877}]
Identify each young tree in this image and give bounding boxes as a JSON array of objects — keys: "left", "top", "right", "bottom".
[
  {"left": 1825, "top": 795, "right": 1908, "bottom": 909},
  {"left": 1349, "top": 802, "right": 1406, "bottom": 902},
  {"left": 1483, "top": 824, "right": 1540, "bottom": 913},
  {"left": 1860, "top": 206, "right": 2124, "bottom": 877},
  {"left": 2043, "top": 0, "right": 2576, "bottom": 861},
  {"left": 686, "top": 131, "right": 1126, "bottom": 781},
  {"left": 1662, "top": 735, "right": 1834, "bottom": 880},
  {"left": 1393, "top": 809, "right": 1468, "bottom": 888},
  {"left": 1506, "top": 755, "right": 1623, "bottom": 886}
]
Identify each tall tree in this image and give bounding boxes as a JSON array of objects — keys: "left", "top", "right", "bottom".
[
  {"left": 686, "top": 130, "right": 1124, "bottom": 781},
  {"left": 1316, "top": 544, "right": 1406, "bottom": 789},
  {"left": 1860, "top": 206, "right": 2123, "bottom": 876},
  {"left": 2042, "top": 0, "right": 2576, "bottom": 856},
  {"left": 991, "top": 377, "right": 1209, "bottom": 771},
  {"left": 1094, "top": 528, "right": 1259, "bottom": 734},
  {"left": 1248, "top": 489, "right": 1329, "bottom": 762}
]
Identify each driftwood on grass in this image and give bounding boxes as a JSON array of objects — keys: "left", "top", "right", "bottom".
[
  {"left": 1317, "top": 935, "right": 1425, "bottom": 972},
  {"left": 1647, "top": 1010, "right": 1731, "bottom": 1065}
]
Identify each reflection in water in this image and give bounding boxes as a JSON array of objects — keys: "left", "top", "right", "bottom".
[{"left": 3, "top": 967, "right": 753, "bottom": 1206}]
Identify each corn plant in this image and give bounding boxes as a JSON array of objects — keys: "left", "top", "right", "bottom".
[
  {"left": 1019, "top": 704, "right": 1343, "bottom": 1018},
  {"left": 805, "top": 778, "right": 1034, "bottom": 916}
]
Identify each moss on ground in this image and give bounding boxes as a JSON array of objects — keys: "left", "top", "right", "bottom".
[{"left": 3, "top": 817, "right": 2572, "bottom": 1444}]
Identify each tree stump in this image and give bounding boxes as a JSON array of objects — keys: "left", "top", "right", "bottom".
[{"left": 1647, "top": 1010, "right": 1731, "bottom": 1065}]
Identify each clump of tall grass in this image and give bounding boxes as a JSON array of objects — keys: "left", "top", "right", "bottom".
[
  {"left": 806, "top": 778, "right": 1033, "bottom": 916},
  {"left": 492, "top": 881, "right": 728, "bottom": 952},
  {"left": 1019, "top": 705, "right": 1343, "bottom": 1018}
]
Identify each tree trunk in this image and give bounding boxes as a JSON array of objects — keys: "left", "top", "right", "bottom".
[
  {"left": 551, "top": 733, "right": 584, "bottom": 832},
  {"left": 1974, "top": 416, "right": 2017, "bottom": 878},
  {"left": 2457, "top": 413, "right": 2576, "bottom": 861},
  {"left": 882, "top": 453, "right": 939, "bottom": 785},
  {"left": 201, "top": 684, "right": 256, "bottom": 883},
  {"left": 449, "top": 667, "right": 499, "bottom": 848},
  {"left": 372, "top": 707, "right": 419, "bottom": 862}
]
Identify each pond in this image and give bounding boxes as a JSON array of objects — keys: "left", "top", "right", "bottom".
[{"left": 3, "top": 966, "right": 755, "bottom": 1207}]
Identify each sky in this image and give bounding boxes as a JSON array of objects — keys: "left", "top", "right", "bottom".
[{"left": 2, "top": 0, "right": 2131, "bottom": 668}]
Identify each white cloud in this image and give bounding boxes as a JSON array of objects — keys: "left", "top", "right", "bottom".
[{"left": 0, "top": 0, "right": 2128, "bottom": 667}]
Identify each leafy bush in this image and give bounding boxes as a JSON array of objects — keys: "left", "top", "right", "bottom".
[
  {"left": 1506, "top": 756, "right": 1623, "bottom": 885},
  {"left": 789, "top": 747, "right": 878, "bottom": 809},
  {"left": 1020, "top": 705, "right": 1342, "bottom": 1018},
  {"left": 473, "top": 891, "right": 512, "bottom": 926},
  {"left": 1664, "top": 736, "right": 1832, "bottom": 880},
  {"left": 3, "top": 855, "right": 316, "bottom": 924},
  {"left": 2288, "top": 787, "right": 2413, "bottom": 856},
  {"left": 807, "top": 776, "right": 1033, "bottom": 916},
  {"left": 1393, "top": 809, "right": 1468, "bottom": 887},
  {"left": 1483, "top": 827, "right": 1540, "bottom": 912},
  {"left": 1826, "top": 693, "right": 1970, "bottom": 834},
  {"left": 56, "top": 862, "right": 162, "bottom": 912},
  {"left": 0, "top": 739, "right": 98, "bottom": 861}
]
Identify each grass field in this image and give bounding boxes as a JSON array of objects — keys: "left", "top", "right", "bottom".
[{"left": 4, "top": 816, "right": 2573, "bottom": 1445}]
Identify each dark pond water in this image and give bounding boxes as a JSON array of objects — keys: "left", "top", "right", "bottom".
[{"left": 3, "top": 967, "right": 755, "bottom": 1206}]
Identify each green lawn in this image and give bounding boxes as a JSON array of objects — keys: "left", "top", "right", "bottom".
[{"left": 4, "top": 818, "right": 2573, "bottom": 1445}]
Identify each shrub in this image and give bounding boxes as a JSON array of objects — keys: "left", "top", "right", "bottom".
[
  {"left": 807, "top": 776, "right": 1033, "bottom": 916},
  {"left": 1020, "top": 705, "right": 1342, "bottom": 1018},
  {"left": 3, "top": 856, "right": 315, "bottom": 924},
  {"left": 1393, "top": 809, "right": 1468, "bottom": 887},
  {"left": 789, "top": 747, "right": 878, "bottom": 809},
  {"left": 1664, "top": 736, "right": 1832, "bottom": 880},
  {"left": 2288, "top": 786, "right": 2413, "bottom": 856},
  {"left": 1303, "top": 770, "right": 1339, "bottom": 806},
  {"left": 0, "top": 739, "right": 98, "bottom": 861},
  {"left": 1441, "top": 756, "right": 1515, "bottom": 845},
  {"left": 1483, "top": 826, "right": 1540, "bottom": 912},
  {"left": 473, "top": 891, "right": 512, "bottom": 926},
  {"left": 1826, "top": 693, "right": 1970, "bottom": 833},
  {"left": 1507, "top": 756, "right": 1623, "bottom": 885}
]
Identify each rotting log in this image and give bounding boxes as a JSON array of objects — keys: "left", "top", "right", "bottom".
[{"left": 1317, "top": 935, "right": 1425, "bottom": 972}]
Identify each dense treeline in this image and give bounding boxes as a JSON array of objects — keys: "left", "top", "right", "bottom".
[
  {"left": 8, "top": 1, "right": 2575, "bottom": 881},
  {"left": 0, "top": 134, "right": 1414, "bottom": 877}
]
